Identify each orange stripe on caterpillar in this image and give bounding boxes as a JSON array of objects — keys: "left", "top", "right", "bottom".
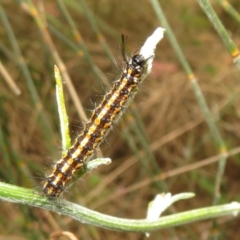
[{"left": 42, "top": 30, "right": 162, "bottom": 197}]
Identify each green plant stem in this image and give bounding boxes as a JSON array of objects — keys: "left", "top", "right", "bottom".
[
  {"left": 64, "top": 0, "right": 120, "bottom": 40},
  {"left": 55, "top": 65, "right": 71, "bottom": 150},
  {"left": 217, "top": 0, "right": 240, "bottom": 24},
  {"left": 0, "top": 182, "right": 239, "bottom": 232},
  {"left": 149, "top": 0, "right": 228, "bottom": 206},
  {"left": 198, "top": 0, "right": 240, "bottom": 68},
  {"left": 197, "top": 0, "right": 240, "bottom": 204},
  {"left": 21, "top": 0, "right": 88, "bottom": 122},
  {"left": 56, "top": 0, "right": 105, "bottom": 86},
  {"left": 77, "top": 0, "right": 115, "bottom": 63},
  {"left": 0, "top": 4, "right": 54, "bottom": 152}
]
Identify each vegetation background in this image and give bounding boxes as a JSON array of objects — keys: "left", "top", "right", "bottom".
[{"left": 0, "top": 0, "right": 240, "bottom": 239}]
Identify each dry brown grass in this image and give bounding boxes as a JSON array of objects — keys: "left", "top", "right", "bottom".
[{"left": 1, "top": 0, "right": 240, "bottom": 239}]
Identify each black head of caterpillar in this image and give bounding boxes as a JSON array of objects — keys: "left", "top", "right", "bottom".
[
  {"left": 42, "top": 35, "right": 151, "bottom": 198},
  {"left": 121, "top": 34, "right": 149, "bottom": 82},
  {"left": 128, "top": 54, "right": 148, "bottom": 78}
]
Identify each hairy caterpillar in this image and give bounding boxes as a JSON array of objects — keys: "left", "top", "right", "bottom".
[{"left": 43, "top": 27, "right": 165, "bottom": 197}]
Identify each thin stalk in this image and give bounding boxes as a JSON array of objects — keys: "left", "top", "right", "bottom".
[
  {"left": 56, "top": 0, "right": 106, "bottom": 86},
  {"left": 0, "top": 126, "right": 14, "bottom": 181},
  {"left": 131, "top": 104, "right": 163, "bottom": 174},
  {"left": 149, "top": 0, "right": 228, "bottom": 206},
  {"left": 0, "top": 3, "right": 54, "bottom": 152},
  {"left": 217, "top": 0, "right": 240, "bottom": 24},
  {"left": 54, "top": 65, "right": 71, "bottom": 150},
  {"left": 198, "top": 0, "right": 240, "bottom": 69},
  {"left": 64, "top": 0, "right": 120, "bottom": 40},
  {"left": 123, "top": 112, "right": 167, "bottom": 192},
  {"left": 21, "top": 0, "right": 88, "bottom": 122},
  {"left": 77, "top": 0, "right": 115, "bottom": 63},
  {"left": 0, "top": 61, "right": 21, "bottom": 95},
  {"left": 198, "top": 0, "right": 240, "bottom": 205}
]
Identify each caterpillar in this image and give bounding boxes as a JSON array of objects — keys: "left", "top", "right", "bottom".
[{"left": 43, "top": 27, "right": 165, "bottom": 197}]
